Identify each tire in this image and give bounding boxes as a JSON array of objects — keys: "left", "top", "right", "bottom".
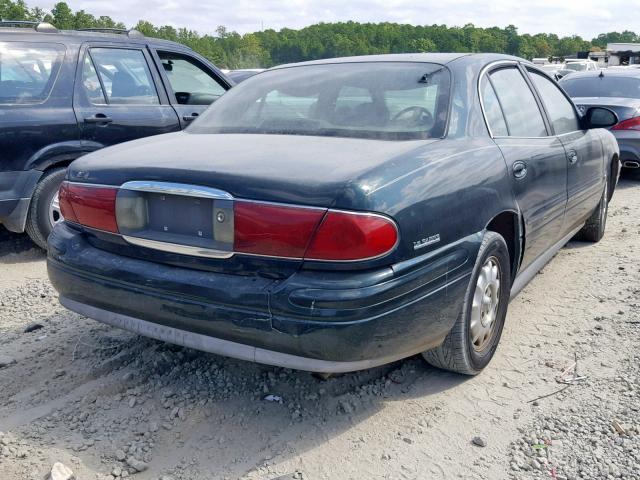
[
  {"left": 422, "top": 231, "right": 511, "bottom": 375},
  {"left": 579, "top": 176, "right": 608, "bottom": 243},
  {"left": 25, "top": 167, "right": 67, "bottom": 250}
]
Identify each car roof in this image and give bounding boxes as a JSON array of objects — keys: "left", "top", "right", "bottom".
[
  {"left": 0, "top": 26, "right": 189, "bottom": 50},
  {"left": 271, "top": 52, "right": 526, "bottom": 69},
  {"left": 561, "top": 69, "right": 640, "bottom": 79}
]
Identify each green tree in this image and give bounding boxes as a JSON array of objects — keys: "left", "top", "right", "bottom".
[{"left": 50, "top": 1, "right": 74, "bottom": 29}]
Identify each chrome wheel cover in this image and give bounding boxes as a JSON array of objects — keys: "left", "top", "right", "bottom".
[
  {"left": 48, "top": 191, "right": 63, "bottom": 227},
  {"left": 470, "top": 256, "right": 501, "bottom": 352}
]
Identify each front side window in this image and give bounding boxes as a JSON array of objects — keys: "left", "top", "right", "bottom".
[
  {"left": 489, "top": 67, "right": 547, "bottom": 137},
  {"left": 529, "top": 71, "right": 580, "bottom": 135},
  {"left": 0, "top": 42, "right": 65, "bottom": 105},
  {"left": 189, "top": 62, "right": 451, "bottom": 140},
  {"left": 85, "top": 48, "right": 159, "bottom": 105},
  {"left": 157, "top": 51, "right": 226, "bottom": 105}
]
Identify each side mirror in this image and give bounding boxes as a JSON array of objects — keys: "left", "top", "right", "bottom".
[{"left": 584, "top": 107, "right": 618, "bottom": 129}]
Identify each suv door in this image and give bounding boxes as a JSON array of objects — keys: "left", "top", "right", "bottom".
[
  {"left": 480, "top": 64, "right": 568, "bottom": 270},
  {"left": 73, "top": 44, "right": 181, "bottom": 149},
  {"left": 151, "top": 49, "right": 230, "bottom": 129},
  {"left": 526, "top": 68, "right": 605, "bottom": 234}
]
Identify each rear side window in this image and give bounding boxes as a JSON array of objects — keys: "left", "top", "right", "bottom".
[
  {"left": 480, "top": 77, "right": 508, "bottom": 136},
  {"left": 84, "top": 48, "right": 159, "bottom": 105},
  {"left": 489, "top": 67, "right": 547, "bottom": 137},
  {"left": 529, "top": 71, "right": 580, "bottom": 135},
  {"left": 0, "top": 42, "right": 65, "bottom": 105}
]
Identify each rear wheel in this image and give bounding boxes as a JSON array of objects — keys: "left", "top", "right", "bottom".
[
  {"left": 423, "top": 231, "right": 511, "bottom": 375},
  {"left": 579, "top": 176, "right": 608, "bottom": 243},
  {"left": 25, "top": 167, "right": 67, "bottom": 250}
]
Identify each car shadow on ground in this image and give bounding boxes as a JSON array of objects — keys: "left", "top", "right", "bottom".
[
  {"left": 617, "top": 174, "right": 639, "bottom": 189},
  {"left": 0, "top": 226, "right": 43, "bottom": 262},
  {"left": 0, "top": 305, "right": 472, "bottom": 479}
]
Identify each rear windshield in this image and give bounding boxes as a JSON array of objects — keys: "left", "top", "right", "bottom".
[
  {"left": 561, "top": 76, "right": 640, "bottom": 99},
  {"left": 564, "top": 63, "right": 588, "bottom": 72},
  {"left": 189, "top": 62, "right": 450, "bottom": 140},
  {"left": 0, "top": 42, "right": 65, "bottom": 105}
]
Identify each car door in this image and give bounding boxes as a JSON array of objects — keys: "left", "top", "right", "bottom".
[
  {"left": 73, "top": 44, "right": 181, "bottom": 149},
  {"left": 150, "top": 49, "right": 231, "bottom": 129},
  {"left": 480, "top": 64, "right": 568, "bottom": 270},
  {"left": 526, "top": 68, "right": 605, "bottom": 234}
]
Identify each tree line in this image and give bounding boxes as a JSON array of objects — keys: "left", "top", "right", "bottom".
[{"left": 2, "top": 0, "right": 639, "bottom": 69}]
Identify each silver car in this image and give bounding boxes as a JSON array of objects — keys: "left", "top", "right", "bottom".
[{"left": 560, "top": 69, "right": 640, "bottom": 175}]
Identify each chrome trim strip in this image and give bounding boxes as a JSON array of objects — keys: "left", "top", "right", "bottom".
[
  {"left": 478, "top": 60, "right": 519, "bottom": 139},
  {"left": 237, "top": 198, "right": 327, "bottom": 211},
  {"left": 510, "top": 224, "right": 583, "bottom": 299},
  {"left": 122, "top": 236, "right": 234, "bottom": 259},
  {"left": 120, "top": 181, "right": 234, "bottom": 200},
  {"left": 63, "top": 181, "right": 117, "bottom": 189},
  {"left": 60, "top": 297, "right": 429, "bottom": 373}
]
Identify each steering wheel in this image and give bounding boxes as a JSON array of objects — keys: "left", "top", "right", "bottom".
[{"left": 392, "top": 106, "right": 434, "bottom": 128}]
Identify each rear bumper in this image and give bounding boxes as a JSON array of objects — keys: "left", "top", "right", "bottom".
[
  {"left": 612, "top": 131, "right": 640, "bottom": 168},
  {"left": 47, "top": 223, "right": 478, "bottom": 372},
  {"left": 0, "top": 170, "right": 42, "bottom": 232}
]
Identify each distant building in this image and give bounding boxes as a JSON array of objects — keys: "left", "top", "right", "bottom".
[{"left": 606, "top": 43, "right": 640, "bottom": 66}]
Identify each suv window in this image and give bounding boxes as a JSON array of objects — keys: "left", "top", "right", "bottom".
[
  {"left": 529, "top": 70, "right": 580, "bottom": 135},
  {"left": 84, "top": 48, "right": 159, "bottom": 105},
  {"left": 81, "top": 54, "right": 106, "bottom": 104},
  {"left": 0, "top": 42, "right": 65, "bottom": 105},
  {"left": 480, "top": 76, "right": 508, "bottom": 136},
  {"left": 489, "top": 67, "right": 547, "bottom": 137},
  {"left": 157, "top": 51, "right": 225, "bottom": 105}
]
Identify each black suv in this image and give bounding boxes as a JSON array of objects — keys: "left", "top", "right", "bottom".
[{"left": 0, "top": 21, "right": 232, "bottom": 248}]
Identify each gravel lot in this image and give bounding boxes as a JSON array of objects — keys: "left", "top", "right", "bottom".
[{"left": 0, "top": 178, "right": 638, "bottom": 480}]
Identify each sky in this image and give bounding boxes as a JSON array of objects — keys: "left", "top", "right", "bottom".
[{"left": 37, "top": 0, "right": 637, "bottom": 39}]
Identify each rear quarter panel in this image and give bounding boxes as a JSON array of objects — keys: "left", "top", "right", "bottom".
[{"left": 331, "top": 137, "right": 515, "bottom": 265}]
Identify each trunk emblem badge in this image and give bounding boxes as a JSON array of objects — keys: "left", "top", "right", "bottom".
[
  {"left": 413, "top": 234, "right": 440, "bottom": 250},
  {"left": 216, "top": 211, "right": 226, "bottom": 223}
]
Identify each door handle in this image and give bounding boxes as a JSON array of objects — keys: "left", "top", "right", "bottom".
[
  {"left": 513, "top": 161, "right": 528, "bottom": 179},
  {"left": 182, "top": 113, "right": 199, "bottom": 122},
  {"left": 567, "top": 150, "right": 578, "bottom": 164},
  {"left": 84, "top": 113, "right": 113, "bottom": 124}
]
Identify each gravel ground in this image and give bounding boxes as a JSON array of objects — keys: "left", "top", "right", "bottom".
[{"left": 0, "top": 178, "right": 638, "bottom": 480}]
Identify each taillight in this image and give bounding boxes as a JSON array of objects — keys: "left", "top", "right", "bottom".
[
  {"left": 234, "top": 201, "right": 325, "bottom": 258},
  {"left": 234, "top": 203, "right": 398, "bottom": 261},
  {"left": 60, "top": 181, "right": 399, "bottom": 261},
  {"left": 612, "top": 116, "right": 640, "bottom": 131},
  {"left": 305, "top": 211, "right": 398, "bottom": 261},
  {"left": 58, "top": 182, "right": 119, "bottom": 233},
  {"left": 58, "top": 181, "right": 78, "bottom": 223}
]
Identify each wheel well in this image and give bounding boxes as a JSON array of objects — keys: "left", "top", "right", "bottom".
[
  {"left": 42, "top": 159, "right": 72, "bottom": 174},
  {"left": 486, "top": 211, "right": 521, "bottom": 279}
]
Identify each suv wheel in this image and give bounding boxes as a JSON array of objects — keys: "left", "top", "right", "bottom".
[
  {"left": 422, "top": 231, "right": 511, "bottom": 375},
  {"left": 25, "top": 167, "right": 67, "bottom": 250}
]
